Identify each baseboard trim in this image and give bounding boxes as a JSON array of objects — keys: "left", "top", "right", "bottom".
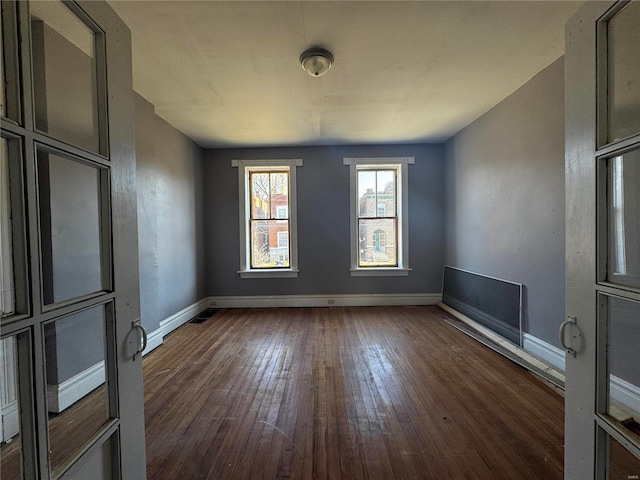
[
  {"left": 611, "top": 376, "right": 640, "bottom": 417},
  {"left": 208, "top": 293, "right": 441, "bottom": 309},
  {"left": 515, "top": 331, "right": 639, "bottom": 415},
  {"left": 47, "top": 361, "right": 105, "bottom": 413},
  {"left": 144, "top": 327, "right": 164, "bottom": 355},
  {"left": 522, "top": 333, "right": 566, "bottom": 371},
  {"left": 438, "top": 302, "right": 565, "bottom": 387},
  {"left": 159, "top": 298, "right": 211, "bottom": 338}
]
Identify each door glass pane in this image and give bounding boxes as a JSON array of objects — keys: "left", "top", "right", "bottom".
[
  {"left": 0, "top": 335, "right": 22, "bottom": 480},
  {"left": 607, "top": 434, "right": 640, "bottom": 480},
  {"left": 45, "top": 305, "right": 109, "bottom": 474},
  {"left": 606, "top": 296, "right": 640, "bottom": 439},
  {"left": 1, "top": 138, "right": 15, "bottom": 316},
  {"left": 358, "top": 218, "right": 397, "bottom": 267},
  {"left": 0, "top": 7, "right": 5, "bottom": 118},
  {"left": 37, "top": 149, "right": 105, "bottom": 305},
  {"left": 607, "top": 1, "right": 640, "bottom": 143},
  {"left": 606, "top": 150, "right": 640, "bottom": 289},
  {"left": 1, "top": 0, "right": 19, "bottom": 122},
  {"left": 30, "top": 0, "right": 101, "bottom": 153}
]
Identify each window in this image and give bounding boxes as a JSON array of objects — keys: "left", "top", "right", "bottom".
[
  {"left": 344, "top": 157, "right": 413, "bottom": 276},
  {"left": 232, "top": 159, "right": 301, "bottom": 278},
  {"left": 277, "top": 231, "right": 288, "bottom": 248},
  {"left": 276, "top": 206, "right": 288, "bottom": 219}
]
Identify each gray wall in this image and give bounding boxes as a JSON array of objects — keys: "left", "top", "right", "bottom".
[
  {"left": 135, "top": 93, "right": 205, "bottom": 333},
  {"left": 445, "top": 57, "right": 565, "bottom": 348},
  {"left": 204, "top": 144, "right": 445, "bottom": 296}
]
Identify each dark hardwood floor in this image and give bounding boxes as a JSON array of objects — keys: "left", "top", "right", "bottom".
[
  {"left": 4, "top": 306, "right": 639, "bottom": 478},
  {"left": 142, "top": 306, "right": 565, "bottom": 479}
]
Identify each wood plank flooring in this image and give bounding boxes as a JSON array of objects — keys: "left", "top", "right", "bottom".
[{"left": 143, "top": 306, "right": 565, "bottom": 479}]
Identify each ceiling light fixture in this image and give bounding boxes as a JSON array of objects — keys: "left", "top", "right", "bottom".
[{"left": 300, "top": 47, "right": 334, "bottom": 77}]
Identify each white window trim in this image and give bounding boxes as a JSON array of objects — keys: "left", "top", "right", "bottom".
[
  {"left": 343, "top": 157, "right": 413, "bottom": 277},
  {"left": 232, "top": 159, "right": 302, "bottom": 279}
]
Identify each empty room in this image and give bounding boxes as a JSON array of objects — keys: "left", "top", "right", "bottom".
[{"left": 1, "top": 1, "right": 639, "bottom": 479}]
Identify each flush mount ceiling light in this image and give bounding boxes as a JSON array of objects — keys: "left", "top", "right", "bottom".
[{"left": 300, "top": 47, "right": 334, "bottom": 77}]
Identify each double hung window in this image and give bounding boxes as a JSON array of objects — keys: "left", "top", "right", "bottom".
[
  {"left": 344, "top": 157, "right": 413, "bottom": 276},
  {"left": 233, "top": 159, "right": 301, "bottom": 278}
]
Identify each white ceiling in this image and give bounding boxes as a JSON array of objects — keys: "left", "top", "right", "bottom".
[{"left": 108, "top": 1, "right": 582, "bottom": 149}]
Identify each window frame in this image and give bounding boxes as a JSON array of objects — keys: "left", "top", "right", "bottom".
[
  {"left": 344, "top": 157, "right": 413, "bottom": 276},
  {"left": 232, "top": 159, "right": 301, "bottom": 278}
]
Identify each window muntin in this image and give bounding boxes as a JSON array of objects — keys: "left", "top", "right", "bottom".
[
  {"left": 344, "top": 157, "right": 412, "bottom": 276},
  {"left": 232, "top": 159, "right": 301, "bottom": 278}
]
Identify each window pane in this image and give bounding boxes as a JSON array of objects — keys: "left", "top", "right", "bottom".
[
  {"left": 250, "top": 220, "right": 289, "bottom": 268},
  {"left": 0, "top": 8, "right": 5, "bottom": 118},
  {"left": 606, "top": 150, "right": 640, "bottom": 289},
  {"left": 376, "top": 170, "right": 396, "bottom": 217},
  {"left": 1, "top": 138, "right": 14, "bottom": 316},
  {"left": 607, "top": 1, "right": 640, "bottom": 143},
  {"left": 45, "top": 305, "right": 110, "bottom": 474},
  {"left": 358, "top": 218, "right": 397, "bottom": 267},
  {"left": 37, "top": 150, "right": 105, "bottom": 304},
  {"left": 270, "top": 173, "right": 288, "bottom": 219},
  {"left": 358, "top": 171, "right": 376, "bottom": 218},
  {"left": 250, "top": 173, "right": 269, "bottom": 220},
  {"left": 31, "top": 0, "right": 101, "bottom": 153},
  {"left": 1, "top": 1, "right": 19, "bottom": 121},
  {"left": 605, "top": 296, "right": 640, "bottom": 441},
  {"left": 0, "top": 335, "right": 22, "bottom": 479}
]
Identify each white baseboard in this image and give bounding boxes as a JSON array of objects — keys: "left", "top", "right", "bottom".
[
  {"left": 0, "top": 401, "right": 19, "bottom": 442},
  {"left": 144, "top": 327, "right": 164, "bottom": 355},
  {"left": 47, "top": 361, "right": 105, "bottom": 413},
  {"left": 611, "top": 376, "right": 640, "bottom": 417},
  {"left": 208, "top": 293, "right": 441, "bottom": 309},
  {"left": 523, "top": 333, "right": 566, "bottom": 371},
  {"left": 143, "top": 298, "right": 211, "bottom": 356},
  {"left": 523, "top": 333, "right": 640, "bottom": 415},
  {"left": 159, "top": 298, "right": 211, "bottom": 337}
]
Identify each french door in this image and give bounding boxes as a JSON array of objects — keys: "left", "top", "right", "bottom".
[
  {"left": 1, "top": 1, "right": 146, "bottom": 478},
  {"left": 564, "top": 1, "right": 640, "bottom": 478}
]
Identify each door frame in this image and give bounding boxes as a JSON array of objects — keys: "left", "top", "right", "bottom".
[
  {"left": 565, "top": 1, "right": 640, "bottom": 478},
  {"left": 0, "top": 1, "right": 146, "bottom": 478}
]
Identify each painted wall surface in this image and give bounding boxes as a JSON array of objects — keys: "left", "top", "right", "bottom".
[
  {"left": 135, "top": 93, "right": 205, "bottom": 332},
  {"left": 445, "top": 57, "right": 566, "bottom": 348},
  {"left": 204, "top": 144, "right": 445, "bottom": 297}
]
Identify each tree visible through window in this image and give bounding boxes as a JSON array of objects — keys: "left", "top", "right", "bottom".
[
  {"left": 249, "top": 171, "right": 290, "bottom": 268},
  {"left": 233, "top": 159, "right": 301, "bottom": 278}
]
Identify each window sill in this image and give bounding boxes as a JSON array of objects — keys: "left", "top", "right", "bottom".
[
  {"left": 239, "top": 269, "right": 299, "bottom": 279},
  {"left": 350, "top": 268, "right": 411, "bottom": 277}
]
